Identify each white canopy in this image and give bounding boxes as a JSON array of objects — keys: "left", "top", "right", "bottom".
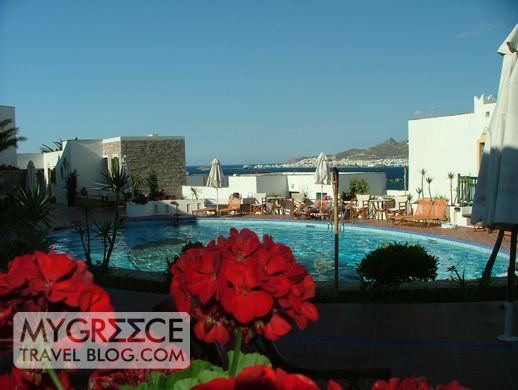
[
  {"left": 471, "top": 23, "right": 518, "bottom": 228},
  {"left": 121, "top": 155, "right": 133, "bottom": 196},
  {"left": 207, "top": 159, "right": 225, "bottom": 210},
  {"left": 24, "top": 160, "right": 37, "bottom": 192}
]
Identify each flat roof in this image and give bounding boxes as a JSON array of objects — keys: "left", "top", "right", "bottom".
[
  {"left": 408, "top": 112, "right": 472, "bottom": 121},
  {"left": 103, "top": 136, "right": 184, "bottom": 143}
]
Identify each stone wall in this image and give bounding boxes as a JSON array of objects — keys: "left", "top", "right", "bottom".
[
  {"left": 102, "top": 141, "right": 121, "bottom": 167},
  {"left": 121, "top": 138, "right": 186, "bottom": 197}
]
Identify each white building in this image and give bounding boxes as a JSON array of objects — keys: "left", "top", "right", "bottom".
[{"left": 408, "top": 95, "right": 496, "bottom": 202}]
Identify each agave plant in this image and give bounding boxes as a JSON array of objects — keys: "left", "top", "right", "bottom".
[
  {"left": 96, "top": 165, "right": 131, "bottom": 273},
  {"left": 0, "top": 187, "right": 53, "bottom": 267}
]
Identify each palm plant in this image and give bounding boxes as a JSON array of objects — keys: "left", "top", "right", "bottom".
[
  {"left": 130, "top": 171, "right": 144, "bottom": 199},
  {"left": 0, "top": 119, "right": 26, "bottom": 153},
  {"left": 426, "top": 176, "right": 433, "bottom": 198},
  {"left": 97, "top": 165, "right": 131, "bottom": 273},
  {"left": 447, "top": 172, "right": 455, "bottom": 206},
  {"left": 147, "top": 171, "right": 159, "bottom": 199},
  {"left": 74, "top": 196, "right": 95, "bottom": 265},
  {"left": 188, "top": 187, "right": 203, "bottom": 200},
  {"left": 40, "top": 139, "right": 63, "bottom": 153},
  {"left": 420, "top": 169, "right": 426, "bottom": 196},
  {"left": 416, "top": 187, "right": 422, "bottom": 200}
]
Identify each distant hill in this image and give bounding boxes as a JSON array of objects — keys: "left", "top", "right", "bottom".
[
  {"left": 288, "top": 138, "right": 408, "bottom": 163},
  {"left": 334, "top": 138, "right": 408, "bottom": 160}
]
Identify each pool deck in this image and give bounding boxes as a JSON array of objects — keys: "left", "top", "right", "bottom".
[{"left": 52, "top": 205, "right": 517, "bottom": 389}]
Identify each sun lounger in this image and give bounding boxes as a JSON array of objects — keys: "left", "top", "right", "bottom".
[
  {"left": 391, "top": 198, "right": 433, "bottom": 225},
  {"left": 192, "top": 204, "right": 217, "bottom": 216},
  {"left": 425, "top": 198, "right": 449, "bottom": 225},
  {"left": 217, "top": 196, "right": 241, "bottom": 216}
]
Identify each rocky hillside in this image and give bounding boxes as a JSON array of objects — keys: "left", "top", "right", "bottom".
[
  {"left": 334, "top": 138, "right": 408, "bottom": 160},
  {"left": 288, "top": 138, "right": 408, "bottom": 163}
]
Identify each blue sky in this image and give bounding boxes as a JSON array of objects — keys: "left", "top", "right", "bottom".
[{"left": 1, "top": 1, "right": 517, "bottom": 165}]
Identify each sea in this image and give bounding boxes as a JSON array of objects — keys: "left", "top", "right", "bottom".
[{"left": 186, "top": 165, "right": 405, "bottom": 191}]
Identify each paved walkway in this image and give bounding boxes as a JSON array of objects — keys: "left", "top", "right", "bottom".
[{"left": 109, "top": 289, "right": 518, "bottom": 390}]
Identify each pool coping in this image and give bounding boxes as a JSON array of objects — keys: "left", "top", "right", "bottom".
[{"left": 124, "top": 216, "right": 510, "bottom": 254}]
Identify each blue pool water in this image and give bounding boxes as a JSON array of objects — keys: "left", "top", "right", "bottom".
[{"left": 51, "top": 219, "right": 508, "bottom": 282}]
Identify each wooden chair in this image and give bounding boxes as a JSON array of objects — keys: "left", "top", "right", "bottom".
[
  {"left": 352, "top": 194, "right": 370, "bottom": 220},
  {"left": 386, "top": 196, "right": 408, "bottom": 220}
]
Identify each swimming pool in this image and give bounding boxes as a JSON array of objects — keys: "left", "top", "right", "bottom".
[{"left": 51, "top": 218, "right": 508, "bottom": 282}]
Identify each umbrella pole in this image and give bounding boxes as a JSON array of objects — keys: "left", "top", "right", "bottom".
[
  {"left": 499, "top": 225, "right": 518, "bottom": 342},
  {"left": 332, "top": 168, "right": 339, "bottom": 292},
  {"left": 216, "top": 188, "right": 219, "bottom": 214}
]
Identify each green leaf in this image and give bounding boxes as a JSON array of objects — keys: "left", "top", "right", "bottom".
[
  {"left": 226, "top": 352, "right": 272, "bottom": 376},
  {"left": 164, "top": 360, "right": 226, "bottom": 389}
]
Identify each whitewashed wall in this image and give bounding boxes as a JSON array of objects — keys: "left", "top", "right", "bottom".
[
  {"left": 51, "top": 140, "right": 105, "bottom": 204},
  {"left": 17, "top": 153, "right": 44, "bottom": 169},
  {"left": 182, "top": 171, "right": 387, "bottom": 204},
  {"left": 408, "top": 96, "right": 495, "bottom": 202}
]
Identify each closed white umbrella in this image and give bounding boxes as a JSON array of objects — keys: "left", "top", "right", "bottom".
[
  {"left": 121, "top": 155, "right": 133, "bottom": 197},
  {"left": 207, "top": 158, "right": 225, "bottom": 213},
  {"left": 471, "top": 23, "right": 518, "bottom": 342},
  {"left": 25, "top": 160, "right": 37, "bottom": 192},
  {"left": 314, "top": 152, "right": 330, "bottom": 203}
]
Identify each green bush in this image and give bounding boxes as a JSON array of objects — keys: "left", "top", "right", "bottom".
[
  {"left": 356, "top": 242, "right": 438, "bottom": 290},
  {"left": 349, "top": 178, "right": 369, "bottom": 195},
  {"left": 65, "top": 170, "right": 78, "bottom": 206}
]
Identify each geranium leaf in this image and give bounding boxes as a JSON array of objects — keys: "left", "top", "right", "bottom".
[
  {"left": 226, "top": 352, "right": 272, "bottom": 375},
  {"left": 164, "top": 360, "right": 226, "bottom": 389}
]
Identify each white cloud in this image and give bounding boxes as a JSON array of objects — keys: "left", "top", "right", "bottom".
[
  {"left": 412, "top": 107, "right": 437, "bottom": 119},
  {"left": 456, "top": 22, "right": 497, "bottom": 39}
]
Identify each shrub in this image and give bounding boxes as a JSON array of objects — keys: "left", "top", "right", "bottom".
[
  {"left": 147, "top": 171, "right": 159, "bottom": 199},
  {"left": 356, "top": 242, "right": 438, "bottom": 290},
  {"left": 65, "top": 169, "right": 78, "bottom": 206},
  {"left": 349, "top": 178, "right": 369, "bottom": 195}
]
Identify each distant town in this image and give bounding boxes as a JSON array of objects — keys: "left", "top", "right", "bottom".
[{"left": 252, "top": 157, "right": 407, "bottom": 169}]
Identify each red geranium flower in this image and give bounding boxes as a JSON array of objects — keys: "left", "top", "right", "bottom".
[
  {"left": 192, "top": 365, "right": 342, "bottom": 390},
  {"left": 371, "top": 377, "right": 469, "bottom": 390},
  {"left": 262, "top": 313, "right": 292, "bottom": 341},
  {"left": 170, "top": 229, "right": 319, "bottom": 344},
  {"left": 221, "top": 263, "right": 273, "bottom": 323},
  {"left": 0, "top": 251, "right": 113, "bottom": 334}
]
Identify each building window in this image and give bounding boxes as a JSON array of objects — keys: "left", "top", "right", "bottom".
[
  {"left": 111, "top": 156, "right": 120, "bottom": 172},
  {"left": 485, "top": 111, "right": 490, "bottom": 117}
]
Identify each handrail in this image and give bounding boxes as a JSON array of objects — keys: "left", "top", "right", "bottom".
[{"left": 457, "top": 175, "right": 478, "bottom": 206}]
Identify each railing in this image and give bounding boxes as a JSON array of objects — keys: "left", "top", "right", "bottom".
[{"left": 457, "top": 175, "right": 478, "bottom": 206}]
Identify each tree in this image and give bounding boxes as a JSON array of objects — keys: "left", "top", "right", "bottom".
[
  {"left": 425, "top": 176, "right": 433, "bottom": 198},
  {"left": 65, "top": 170, "right": 78, "bottom": 206},
  {"left": 98, "top": 165, "right": 131, "bottom": 273},
  {"left": 147, "top": 170, "right": 159, "bottom": 199},
  {"left": 0, "top": 119, "right": 26, "bottom": 153},
  {"left": 447, "top": 172, "right": 455, "bottom": 206},
  {"left": 420, "top": 169, "right": 426, "bottom": 196},
  {"left": 40, "top": 139, "right": 63, "bottom": 153}
]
